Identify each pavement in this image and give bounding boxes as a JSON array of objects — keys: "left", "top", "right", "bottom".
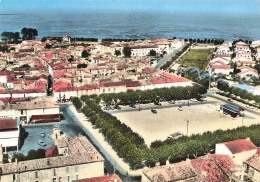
[{"left": 154, "top": 43, "right": 187, "bottom": 70}]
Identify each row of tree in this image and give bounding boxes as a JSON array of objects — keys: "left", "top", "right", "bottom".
[
  {"left": 184, "top": 38, "right": 225, "bottom": 45},
  {"left": 217, "top": 80, "right": 260, "bottom": 106},
  {"left": 12, "top": 149, "right": 46, "bottom": 162},
  {"left": 74, "top": 37, "right": 98, "bottom": 42},
  {"left": 80, "top": 88, "right": 260, "bottom": 168},
  {"left": 80, "top": 96, "right": 146, "bottom": 167},
  {"left": 100, "top": 85, "right": 207, "bottom": 106},
  {"left": 161, "top": 44, "right": 190, "bottom": 70},
  {"left": 102, "top": 38, "right": 145, "bottom": 42},
  {"left": 1, "top": 27, "right": 38, "bottom": 42}
]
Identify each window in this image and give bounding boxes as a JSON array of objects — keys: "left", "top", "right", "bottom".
[
  {"left": 108, "top": 88, "right": 111, "bottom": 92},
  {"left": 75, "top": 175, "right": 78, "bottom": 181},
  {"left": 103, "top": 89, "right": 105, "bottom": 93},
  {"left": 52, "top": 169, "right": 56, "bottom": 176},
  {"left": 58, "top": 177, "right": 62, "bottom": 182},
  {"left": 74, "top": 166, "right": 78, "bottom": 172},
  {"left": 67, "top": 176, "right": 70, "bottom": 182},
  {"left": 66, "top": 167, "right": 69, "bottom": 173},
  {"left": 35, "top": 171, "right": 38, "bottom": 178},
  {"left": 113, "top": 88, "right": 116, "bottom": 93},
  {"left": 21, "top": 110, "right": 23, "bottom": 115},
  {"left": 52, "top": 178, "right": 56, "bottom": 182},
  {"left": 26, "top": 173, "right": 30, "bottom": 179}
]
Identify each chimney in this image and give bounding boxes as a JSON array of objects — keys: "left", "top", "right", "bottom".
[
  {"left": 15, "top": 158, "right": 18, "bottom": 164},
  {"left": 246, "top": 137, "right": 250, "bottom": 141}
]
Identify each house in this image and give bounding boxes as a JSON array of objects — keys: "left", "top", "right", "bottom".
[
  {"left": 130, "top": 45, "right": 159, "bottom": 57},
  {"left": 232, "top": 84, "right": 260, "bottom": 96},
  {"left": 215, "top": 138, "right": 257, "bottom": 165},
  {"left": 243, "top": 155, "right": 260, "bottom": 181},
  {"left": 209, "top": 61, "right": 232, "bottom": 75},
  {"left": 0, "top": 118, "right": 20, "bottom": 152},
  {"left": 237, "top": 66, "right": 258, "bottom": 78},
  {"left": 251, "top": 40, "right": 260, "bottom": 48},
  {"left": 211, "top": 57, "right": 230, "bottom": 65},
  {"left": 0, "top": 97, "right": 61, "bottom": 124},
  {"left": 0, "top": 136, "right": 105, "bottom": 182},
  {"left": 75, "top": 174, "right": 123, "bottom": 182},
  {"left": 142, "top": 160, "right": 205, "bottom": 182},
  {"left": 233, "top": 57, "right": 255, "bottom": 66}
]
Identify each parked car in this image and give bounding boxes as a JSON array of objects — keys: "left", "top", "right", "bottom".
[
  {"left": 178, "top": 106, "right": 183, "bottom": 111},
  {"left": 227, "top": 98, "right": 233, "bottom": 102},
  {"left": 168, "top": 100, "right": 175, "bottom": 104},
  {"left": 129, "top": 104, "right": 136, "bottom": 108},
  {"left": 40, "top": 132, "right": 45, "bottom": 138},
  {"left": 103, "top": 107, "right": 110, "bottom": 110},
  {"left": 38, "top": 140, "right": 46, "bottom": 147},
  {"left": 154, "top": 102, "right": 162, "bottom": 106},
  {"left": 190, "top": 98, "right": 198, "bottom": 102},
  {"left": 83, "top": 118, "right": 89, "bottom": 122},
  {"left": 246, "top": 105, "right": 254, "bottom": 109},
  {"left": 151, "top": 109, "right": 157, "bottom": 114},
  {"left": 114, "top": 105, "right": 121, "bottom": 110}
]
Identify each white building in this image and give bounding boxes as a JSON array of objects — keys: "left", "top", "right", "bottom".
[
  {"left": 0, "top": 136, "right": 105, "bottom": 182},
  {"left": 0, "top": 118, "right": 19, "bottom": 152},
  {"left": 130, "top": 45, "right": 159, "bottom": 57},
  {"left": 215, "top": 138, "right": 257, "bottom": 165}
]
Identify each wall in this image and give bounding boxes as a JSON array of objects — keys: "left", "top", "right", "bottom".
[
  {"left": 215, "top": 144, "right": 232, "bottom": 155},
  {"left": 0, "top": 161, "right": 104, "bottom": 182}
]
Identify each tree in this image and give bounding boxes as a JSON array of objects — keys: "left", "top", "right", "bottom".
[
  {"left": 254, "top": 64, "right": 260, "bottom": 74},
  {"left": 114, "top": 50, "right": 121, "bottom": 57},
  {"left": 44, "top": 43, "right": 52, "bottom": 49},
  {"left": 13, "top": 32, "right": 20, "bottom": 43},
  {"left": 123, "top": 47, "right": 131, "bottom": 58},
  {"left": 72, "top": 97, "right": 82, "bottom": 110},
  {"left": 82, "top": 50, "right": 90, "bottom": 58},
  {"left": 149, "top": 49, "right": 156, "bottom": 56},
  {"left": 21, "top": 27, "right": 38, "bottom": 40},
  {"left": 41, "top": 37, "right": 47, "bottom": 42}
]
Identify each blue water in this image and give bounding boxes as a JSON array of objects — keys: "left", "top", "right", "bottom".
[{"left": 1, "top": 12, "right": 260, "bottom": 40}]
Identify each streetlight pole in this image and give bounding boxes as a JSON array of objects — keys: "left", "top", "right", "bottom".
[{"left": 187, "top": 120, "right": 189, "bottom": 136}]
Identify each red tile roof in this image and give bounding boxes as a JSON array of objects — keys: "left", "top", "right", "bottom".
[
  {"left": 221, "top": 139, "right": 256, "bottom": 154},
  {"left": 77, "top": 174, "right": 122, "bottom": 182},
  {"left": 45, "top": 146, "right": 59, "bottom": 158},
  {"left": 209, "top": 154, "right": 237, "bottom": 175},
  {"left": 191, "top": 158, "right": 229, "bottom": 182},
  {"left": 0, "top": 118, "right": 17, "bottom": 130}
]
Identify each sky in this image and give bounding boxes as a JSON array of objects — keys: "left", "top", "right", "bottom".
[{"left": 0, "top": 0, "right": 260, "bottom": 14}]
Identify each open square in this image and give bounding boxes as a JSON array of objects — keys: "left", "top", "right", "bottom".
[{"left": 110, "top": 101, "right": 258, "bottom": 145}]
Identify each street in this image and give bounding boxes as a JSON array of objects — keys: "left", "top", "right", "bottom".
[{"left": 154, "top": 43, "right": 187, "bottom": 70}]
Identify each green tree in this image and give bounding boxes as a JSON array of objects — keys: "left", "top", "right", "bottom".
[
  {"left": 82, "top": 50, "right": 90, "bottom": 58},
  {"left": 149, "top": 49, "right": 156, "bottom": 56},
  {"left": 72, "top": 97, "right": 82, "bottom": 110},
  {"left": 123, "top": 47, "right": 131, "bottom": 58},
  {"left": 114, "top": 50, "right": 121, "bottom": 57},
  {"left": 21, "top": 27, "right": 38, "bottom": 40}
]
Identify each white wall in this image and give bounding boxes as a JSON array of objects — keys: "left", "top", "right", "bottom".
[{"left": 215, "top": 144, "right": 232, "bottom": 155}]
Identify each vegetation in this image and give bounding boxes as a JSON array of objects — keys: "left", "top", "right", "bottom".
[
  {"left": 179, "top": 49, "right": 214, "bottom": 71},
  {"left": 74, "top": 37, "right": 98, "bottom": 42},
  {"left": 21, "top": 27, "right": 38, "bottom": 40},
  {"left": 161, "top": 44, "right": 190, "bottom": 70},
  {"left": 81, "top": 86, "right": 260, "bottom": 168},
  {"left": 149, "top": 49, "right": 156, "bottom": 56},
  {"left": 0, "top": 45, "right": 9, "bottom": 53},
  {"left": 80, "top": 86, "right": 207, "bottom": 168},
  {"left": 114, "top": 50, "right": 121, "bottom": 57},
  {"left": 217, "top": 80, "right": 260, "bottom": 107},
  {"left": 12, "top": 149, "right": 46, "bottom": 162},
  {"left": 44, "top": 43, "right": 52, "bottom": 49},
  {"left": 123, "top": 47, "right": 131, "bottom": 58},
  {"left": 1, "top": 32, "right": 20, "bottom": 43},
  {"left": 82, "top": 50, "right": 91, "bottom": 58},
  {"left": 72, "top": 97, "right": 82, "bottom": 110}
]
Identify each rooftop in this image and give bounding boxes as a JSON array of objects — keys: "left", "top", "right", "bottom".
[{"left": 220, "top": 139, "right": 256, "bottom": 154}]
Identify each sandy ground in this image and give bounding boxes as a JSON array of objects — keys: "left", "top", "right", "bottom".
[{"left": 112, "top": 102, "right": 259, "bottom": 146}]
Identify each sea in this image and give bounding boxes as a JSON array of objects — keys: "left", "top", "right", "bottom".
[{"left": 1, "top": 11, "right": 260, "bottom": 41}]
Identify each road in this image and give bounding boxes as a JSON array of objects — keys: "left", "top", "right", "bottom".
[
  {"left": 60, "top": 105, "right": 140, "bottom": 182},
  {"left": 154, "top": 43, "right": 187, "bottom": 70},
  {"left": 206, "top": 93, "right": 260, "bottom": 116},
  {"left": 108, "top": 100, "right": 217, "bottom": 114}
]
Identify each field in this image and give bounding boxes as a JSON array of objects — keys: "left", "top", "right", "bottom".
[
  {"left": 110, "top": 101, "right": 258, "bottom": 146},
  {"left": 179, "top": 48, "right": 214, "bottom": 70}
]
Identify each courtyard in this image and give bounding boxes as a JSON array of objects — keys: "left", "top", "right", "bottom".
[{"left": 110, "top": 101, "right": 258, "bottom": 146}]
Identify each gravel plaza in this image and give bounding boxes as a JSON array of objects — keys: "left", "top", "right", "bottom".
[{"left": 110, "top": 100, "right": 259, "bottom": 146}]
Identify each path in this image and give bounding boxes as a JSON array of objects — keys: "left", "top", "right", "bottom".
[{"left": 154, "top": 43, "right": 187, "bottom": 70}]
